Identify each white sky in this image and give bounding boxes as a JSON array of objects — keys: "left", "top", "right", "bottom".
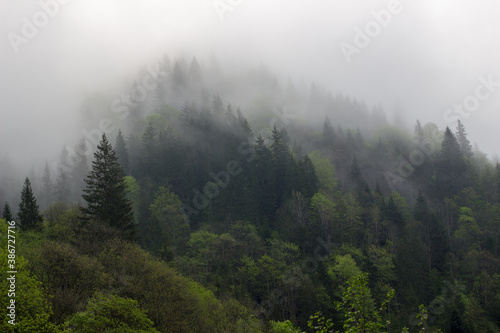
[{"left": 1, "top": 0, "right": 500, "bottom": 167}]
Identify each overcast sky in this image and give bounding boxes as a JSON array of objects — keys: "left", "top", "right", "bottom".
[{"left": 1, "top": 0, "right": 500, "bottom": 169}]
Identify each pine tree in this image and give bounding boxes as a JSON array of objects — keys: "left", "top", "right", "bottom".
[
  {"left": 456, "top": 120, "right": 473, "bottom": 158},
  {"left": 81, "top": 134, "right": 135, "bottom": 240},
  {"left": 115, "top": 129, "right": 130, "bottom": 176},
  {"left": 2, "top": 202, "right": 13, "bottom": 221},
  {"left": 40, "top": 161, "right": 54, "bottom": 209},
  {"left": 18, "top": 177, "right": 43, "bottom": 230}
]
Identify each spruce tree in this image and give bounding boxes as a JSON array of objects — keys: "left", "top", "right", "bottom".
[
  {"left": 414, "top": 119, "right": 425, "bottom": 142},
  {"left": 456, "top": 120, "right": 473, "bottom": 158},
  {"left": 270, "top": 125, "right": 292, "bottom": 208},
  {"left": 236, "top": 108, "right": 252, "bottom": 137},
  {"left": 171, "top": 60, "right": 186, "bottom": 93},
  {"left": 211, "top": 93, "right": 224, "bottom": 115},
  {"left": 250, "top": 134, "right": 276, "bottom": 222},
  {"left": 322, "top": 115, "right": 335, "bottom": 145},
  {"left": 81, "top": 134, "right": 135, "bottom": 240},
  {"left": 40, "top": 161, "right": 54, "bottom": 209},
  {"left": 140, "top": 123, "right": 158, "bottom": 178},
  {"left": 18, "top": 177, "right": 43, "bottom": 230},
  {"left": 297, "top": 155, "right": 319, "bottom": 198},
  {"left": 72, "top": 138, "right": 89, "bottom": 200},
  {"left": 2, "top": 202, "right": 13, "bottom": 221},
  {"left": 224, "top": 103, "right": 237, "bottom": 126},
  {"left": 115, "top": 129, "right": 130, "bottom": 176},
  {"left": 54, "top": 167, "right": 71, "bottom": 203},
  {"left": 436, "top": 127, "right": 467, "bottom": 196}
]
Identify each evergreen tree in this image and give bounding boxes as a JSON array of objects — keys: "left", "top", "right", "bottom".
[
  {"left": 224, "top": 103, "right": 237, "bottom": 126},
  {"left": 2, "top": 202, "right": 13, "bottom": 221},
  {"left": 54, "top": 167, "right": 71, "bottom": 203},
  {"left": 414, "top": 190, "right": 430, "bottom": 222},
  {"left": 140, "top": 123, "right": 158, "bottom": 178},
  {"left": 270, "top": 125, "right": 292, "bottom": 208},
  {"left": 171, "top": 59, "right": 186, "bottom": 93},
  {"left": 414, "top": 190, "right": 448, "bottom": 271},
  {"left": 456, "top": 120, "right": 473, "bottom": 158},
  {"left": 322, "top": 115, "right": 335, "bottom": 145},
  {"left": 236, "top": 108, "right": 252, "bottom": 137},
  {"left": 81, "top": 134, "right": 135, "bottom": 240},
  {"left": 40, "top": 161, "right": 54, "bottom": 209},
  {"left": 350, "top": 155, "right": 362, "bottom": 181},
  {"left": 115, "top": 129, "right": 130, "bottom": 176},
  {"left": 189, "top": 57, "right": 202, "bottom": 83},
  {"left": 297, "top": 155, "right": 319, "bottom": 199},
  {"left": 18, "top": 177, "right": 43, "bottom": 230},
  {"left": 71, "top": 138, "right": 90, "bottom": 200},
  {"left": 211, "top": 93, "right": 224, "bottom": 115},
  {"left": 436, "top": 127, "right": 467, "bottom": 197},
  {"left": 355, "top": 128, "right": 364, "bottom": 150},
  {"left": 180, "top": 101, "right": 196, "bottom": 125},
  {"left": 250, "top": 134, "right": 276, "bottom": 223},
  {"left": 349, "top": 155, "right": 372, "bottom": 208},
  {"left": 414, "top": 119, "right": 425, "bottom": 142}
]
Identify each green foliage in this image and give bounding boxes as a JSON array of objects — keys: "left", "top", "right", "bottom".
[
  {"left": 367, "top": 245, "right": 396, "bottom": 299},
  {"left": 123, "top": 176, "right": 140, "bottom": 225},
  {"left": 328, "top": 254, "right": 362, "bottom": 285},
  {"left": 149, "top": 185, "right": 189, "bottom": 254},
  {"left": 2, "top": 202, "right": 13, "bottom": 221},
  {"left": 309, "top": 150, "right": 338, "bottom": 196},
  {"left": 454, "top": 207, "right": 482, "bottom": 256},
  {"left": 6, "top": 63, "right": 500, "bottom": 332},
  {"left": 307, "top": 312, "right": 333, "bottom": 333},
  {"left": 270, "top": 320, "right": 303, "bottom": 333},
  {"left": 335, "top": 273, "right": 394, "bottom": 333},
  {"left": 309, "top": 192, "right": 336, "bottom": 236},
  {"left": 0, "top": 220, "right": 58, "bottom": 333},
  {"left": 29, "top": 240, "right": 110, "bottom": 323},
  {"left": 98, "top": 239, "right": 254, "bottom": 333},
  {"left": 43, "top": 203, "right": 79, "bottom": 242},
  {"left": 64, "top": 292, "right": 159, "bottom": 333}
]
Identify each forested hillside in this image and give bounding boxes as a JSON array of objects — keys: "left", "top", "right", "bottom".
[{"left": 2, "top": 55, "right": 500, "bottom": 332}]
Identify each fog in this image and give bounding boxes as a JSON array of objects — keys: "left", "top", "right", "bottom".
[{"left": 1, "top": 0, "right": 500, "bottom": 203}]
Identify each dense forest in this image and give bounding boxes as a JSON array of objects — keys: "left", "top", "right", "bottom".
[{"left": 1, "top": 55, "right": 500, "bottom": 332}]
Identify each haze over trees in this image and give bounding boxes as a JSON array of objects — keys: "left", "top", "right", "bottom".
[{"left": 1, "top": 54, "right": 499, "bottom": 332}]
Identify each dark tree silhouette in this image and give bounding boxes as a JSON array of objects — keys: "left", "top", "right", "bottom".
[
  {"left": 81, "top": 134, "right": 135, "bottom": 240},
  {"left": 18, "top": 177, "right": 43, "bottom": 230},
  {"left": 2, "top": 202, "right": 13, "bottom": 221}
]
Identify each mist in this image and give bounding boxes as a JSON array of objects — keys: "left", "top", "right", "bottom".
[{"left": 1, "top": 0, "right": 500, "bottom": 203}]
